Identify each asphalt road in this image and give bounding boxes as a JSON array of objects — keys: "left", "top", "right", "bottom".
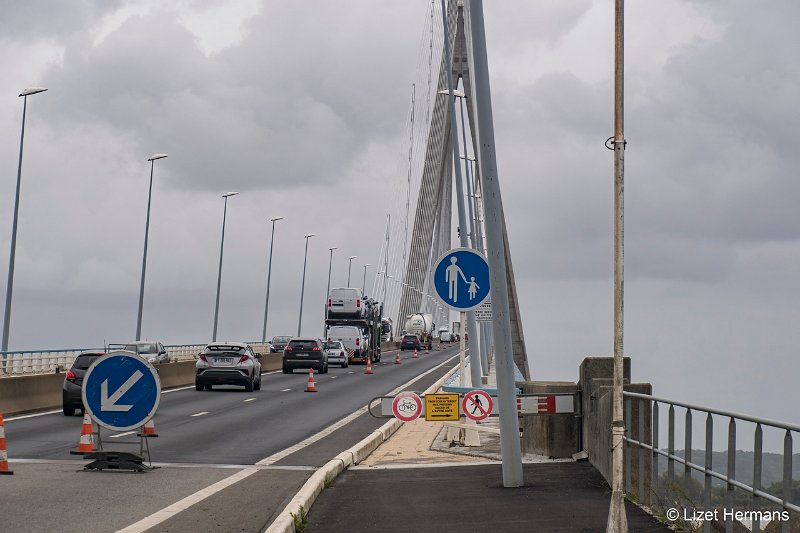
[{"left": 1, "top": 345, "right": 459, "bottom": 533}]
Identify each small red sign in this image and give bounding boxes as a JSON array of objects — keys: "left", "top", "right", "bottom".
[
  {"left": 391, "top": 392, "right": 423, "bottom": 422},
  {"left": 462, "top": 390, "right": 493, "bottom": 421}
]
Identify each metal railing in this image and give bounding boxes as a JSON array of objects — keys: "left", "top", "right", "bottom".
[
  {"left": 624, "top": 391, "right": 799, "bottom": 533},
  {"left": 0, "top": 342, "right": 273, "bottom": 376}
]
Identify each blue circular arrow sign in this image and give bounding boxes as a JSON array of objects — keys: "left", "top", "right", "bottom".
[
  {"left": 432, "top": 248, "right": 490, "bottom": 311},
  {"left": 82, "top": 352, "right": 161, "bottom": 431}
]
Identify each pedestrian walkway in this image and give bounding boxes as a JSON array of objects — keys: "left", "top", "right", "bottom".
[{"left": 305, "top": 353, "right": 672, "bottom": 532}]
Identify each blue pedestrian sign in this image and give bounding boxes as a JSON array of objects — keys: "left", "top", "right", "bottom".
[
  {"left": 82, "top": 352, "right": 161, "bottom": 432},
  {"left": 432, "top": 248, "right": 490, "bottom": 311}
]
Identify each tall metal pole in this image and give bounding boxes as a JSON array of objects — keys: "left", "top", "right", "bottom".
[
  {"left": 324, "top": 246, "right": 337, "bottom": 337},
  {"left": 213, "top": 192, "right": 238, "bottom": 342},
  {"left": 440, "top": 0, "right": 482, "bottom": 389},
  {"left": 607, "top": 0, "right": 628, "bottom": 530},
  {"left": 261, "top": 216, "right": 283, "bottom": 342},
  {"left": 136, "top": 154, "right": 167, "bottom": 341},
  {"left": 3, "top": 88, "right": 47, "bottom": 354},
  {"left": 467, "top": 0, "right": 524, "bottom": 487},
  {"left": 297, "top": 234, "right": 316, "bottom": 336},
  {"left": 383, "top": 214, "right": 390, "bottom": 305},
  {"left": 361, "top": 264, "right": 371, "bottom": 293},
  {"left": 347, "top": 256, "right": 356, "bottom": 287}
]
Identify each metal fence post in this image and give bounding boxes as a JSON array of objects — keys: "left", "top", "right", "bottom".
[
  {"left": 726, "top": 418, "right": 736, "bottom": 533},
  {"left": 668, "top": 404, "right": 675, "bottom": 481},
  {"left": 753, "top": 424, "right": 762, "bottom": 533},
  {"left": 625, "top": 396, "right": 632, "bottom": 493},
  {"left": 652, "top": 401, "right": 659, "bottom": 504},
  {"left": 704, "top": 414, "right": 713, "bottom": 533},
  {"left": 639, "top": 398, "right": 646, "bottom": 503},
  {"left": 783, "top": 430, "right": 793, "bottom": 533},
  {"left": 685, "top": 409, "right": 693, "bottom": 489}
]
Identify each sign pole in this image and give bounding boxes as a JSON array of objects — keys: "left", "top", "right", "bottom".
[{"left": 466, "top": 0, "right": 523, "bottom": 487}]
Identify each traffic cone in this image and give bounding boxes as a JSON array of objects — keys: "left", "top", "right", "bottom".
[
  {"left": 395, "top": 352, "right": 401, "bottom": 364},
  {"left": 71, "top": 412, "right": 96, "bottom": 455},
  {"left": 0, "top": 412, "right": 13, "bottom": 475},
  {"left": 305, "top": 368, "right": 317, "bottom": 392},
  {"left": 138, "top": 417, "right": 158, "bottom": 438},
  {"left": 413, "top": 348, "right": 419, "bottom": 359},
  {"left": 364, "top": 357, "right": 374, "bottom": 374}
]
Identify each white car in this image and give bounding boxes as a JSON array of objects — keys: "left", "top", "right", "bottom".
[{"left": 323, "top": 340, "right": 349, "bottom": 368}]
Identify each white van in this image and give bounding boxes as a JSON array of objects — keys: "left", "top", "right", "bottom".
[
  {"left": 438, "top": 327, "right": 452, "bottom": 343},
  {"left": 327, "top": 288, "right": 365, "bottom": 319},
  {"left": 327, "top": 325, "right": 368, "bottom": 360}
]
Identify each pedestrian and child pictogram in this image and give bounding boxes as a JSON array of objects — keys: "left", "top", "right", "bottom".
[{"left": 432, "top": 248, "right": 490, "bottom": 311}]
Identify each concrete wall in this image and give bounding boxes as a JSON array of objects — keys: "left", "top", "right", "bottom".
[
  {"left": 579, "top": 357, "right": 653, "bottom": 505},
  {"left": 518, "top": 381, "right": 579, "bottom": 459},
  {"left": 0, "top": 353, "right": 284, "bottom": 416}
]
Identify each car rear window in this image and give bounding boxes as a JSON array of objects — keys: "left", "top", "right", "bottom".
[
  {"left": 288, "top": 340, "right": 318, "bottom": 350},
  {"left": 403, "top": 335, "right": 417, "bottom": 340},
  {"left": 73, "top": 354, "right": 101, "bottom": 370},
  {"left": 273, "top": 336, "right": 291, "bottom": 343},
  {"left": 323, "top": 341, "right": 341, "bottom": 350},
  {"left": 204, "top": 345, "right": 245, "bottom": 355}
]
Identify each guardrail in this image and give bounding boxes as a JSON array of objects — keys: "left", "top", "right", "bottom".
[
  {"left": 624, "top": 391, "right": 799, "bottom": 533},
  {"left": 0, "top": 342, "right": 273, "bottom": 376}
]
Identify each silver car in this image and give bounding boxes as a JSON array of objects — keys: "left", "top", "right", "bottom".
[
  {"left": 195, "top": 342, "right": 262, "bottom": 391},
  {"left": 122, "top": 341, "right": 170, "bottom": 364},
  {"left": 323, "top": 340, "right": 349, "bottom": 368}
]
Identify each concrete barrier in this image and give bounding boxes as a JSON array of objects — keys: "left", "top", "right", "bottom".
[
  {"left": 0, "top": 353, "right": 285, "bottom": 416},
  {"left": 518, "top": 381, "right": 579, "bottom": 458}
]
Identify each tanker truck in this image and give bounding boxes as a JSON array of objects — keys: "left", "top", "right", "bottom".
[{"left": 404, "top": 313, "right": 436, "bottom": 351}]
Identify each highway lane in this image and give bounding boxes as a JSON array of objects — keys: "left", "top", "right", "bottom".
[
  {"left": 5, "top": 345, "right": 458, "bottom": 464},
  {"left": 2, "top": 345, "right": 460, "bottom": 533}
]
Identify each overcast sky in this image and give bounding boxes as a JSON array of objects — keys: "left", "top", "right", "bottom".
[{"left": 2, "top": 1, "right": 798, "bottom": 439}]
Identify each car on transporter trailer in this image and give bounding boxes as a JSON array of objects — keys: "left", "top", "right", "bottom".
[{"left": 195, "top": 342, "right": 262, "bottom": 392}]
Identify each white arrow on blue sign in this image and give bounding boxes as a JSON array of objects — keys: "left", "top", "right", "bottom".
[
  {"left": 82, "top": 352, "right": 161, "bottom": 431},
  {"left": 432, "top": 247, "right": 490, "bottom": 311}
]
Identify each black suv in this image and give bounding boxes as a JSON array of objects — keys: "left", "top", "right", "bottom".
[
  {"left": 400, "top": 334, "right": 421, "bottom": 351},
  {"left": 62, "top": 351, "right": 106, "bottom": 416},
  {"left": 282, "top": 338, "right": 328, "bottom": 374}
]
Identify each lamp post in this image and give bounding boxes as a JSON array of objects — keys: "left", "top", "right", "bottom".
[
  {"left": 361, "top": 263, "right": 371, "bottom": 293},
  {"left": 2, "top": 87, "right": 47, "bottom": 353},
  {"left": 346, "top": 255, "right": 357, "bottom": 286},
  {"left": 324, "top": 246, "right": 337, "bottom": 337},
  {"left": 261, "top": 216, "right": 283, "bottom": 343},
  {"left": 212, "top": 192, "right": 239, "bottom": 342},
  {"left": 297, "top": 233, "right": 316, "bottom": 337},
  {"left": 136, "top": 153, "right": 167, "bottom": 341}
]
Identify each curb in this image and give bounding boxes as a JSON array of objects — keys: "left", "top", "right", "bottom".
[{"left": 266, "top": 362, "right": 460, "bottom": 533}]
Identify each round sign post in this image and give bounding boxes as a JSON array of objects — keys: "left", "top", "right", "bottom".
[
  {"left": 82, "top": 352, "right": 161, "bottom": 432},
  {"left": 391, "top": 391, "right": 423, "bottom": 422},
  {"left": 462, "top": 390, "right": 493, "bottom": 422}
]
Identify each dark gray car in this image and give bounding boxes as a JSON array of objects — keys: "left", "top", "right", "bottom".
[
  {"left": 282, "top": 338, "right": 327, "bottom": 374},
  {"left": 62, "top": 351, "right": 105, "bottom": 416}
]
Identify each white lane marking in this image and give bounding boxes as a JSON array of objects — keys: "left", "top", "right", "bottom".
[
  {"left": 244, "top": 398, "right": 256, "bottom": 402},
  {"left": 347, "top": 371, "right": 354, "bottom": 374},
  {"left": 116, "top": 353, "right": 459, "bottom": 532},
  {"left": 190, "top": 412, "right": 208, "bottom": 417},
  {"left": 281, "top": 388, "right": 291, "bottom": 392},
  {"left": 5, "top": 409, "right": 61, "bottom": 421},
  {"left": 109, "top": 430, "right": 137, "bottom": 439},
  {"left": 329, "top": 376, "right": 338, "bottom": 379}
]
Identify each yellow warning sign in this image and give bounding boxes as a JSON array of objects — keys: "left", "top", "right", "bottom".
[{"left": 424, "top": 393, "right": 460, "bottom": 421}]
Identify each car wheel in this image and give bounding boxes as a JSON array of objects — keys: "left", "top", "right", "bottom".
[
  {"left": 205, "top": 384, "right": 213, "bottom": 391},
  {"left": 342, "top": 360, "right": 348, "bottom": 368},
  {"left": 254, "top": 376, "right": 261, "bottom": 390},
  {"left": 245, "top": 376, "right": 254, "bottom": 392},
  {"left": 63, "top": 404, "right": 76, "bottom": 416},
  {"left": 283, "top": 365, "right": 290, "bottom": 374},
  {"left": 195, "top": 382, "right": 203, "bottom": 391}
]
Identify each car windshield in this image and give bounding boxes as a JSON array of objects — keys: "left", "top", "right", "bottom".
[
  {"left": 288, "top": 340, "right": 318, "bottom": 350},
  {"left": 73, "top": 355, "right": 101, "bottom": 370},
  {"left": 272, "top": 336, "right": 291, "bottom": 343}
]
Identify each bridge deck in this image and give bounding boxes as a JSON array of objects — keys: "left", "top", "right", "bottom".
[{"left": 307, "top": 461, "right": 671, "bottom": 532}]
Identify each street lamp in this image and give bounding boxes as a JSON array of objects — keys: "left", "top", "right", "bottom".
[
  {"left": 361, "top": 263, "right": 371, "bottom": 293},
  {"left": 346, "top": 255, "right": 357, "bottom": 287},
  {"left": 297, "top": 233, "right": 316, "bottom": 337},
  {"left": 212, "top": 192, "right": 239, "bottom": 342},
  {"left": 2, "top": 87, "right": 47, "bottom": 353},
  {"left": 135, "top": 153, "right": 167, "bottom": 341},
  {"left": 323, "top": 246, "right": 337, "bottom": 337},
  {"left": 261, "top": 216, "right": 283, "bottom": 342}
]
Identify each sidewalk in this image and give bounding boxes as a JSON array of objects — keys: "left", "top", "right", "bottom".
[{"left": 306, "top": 357, "right": 672, "bottom": 532}]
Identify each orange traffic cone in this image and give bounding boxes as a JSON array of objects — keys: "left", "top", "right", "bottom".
[
  {"left": 413, "top": 348, "right": 419, "bottom": 359},
  {"left": 0, "top": 412, "right": 13, "bottom": 475},
  {"left": 71, "top": 412, "right": 96, "bottom": 455},
  {"left": 364, "top": 357, "right": 374, "bottom": 374},
  {"left": 305, "top": 368, "right": 317, "bottom": 392},
  {"left": 138, "top": 417, "right": 158, "bottom": 438},
  {"left": 395, "top": 352, "right": 401, "bottom": 364}
]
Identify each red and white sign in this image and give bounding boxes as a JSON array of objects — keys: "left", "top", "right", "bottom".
[
  {"left": 391, "top": 392, "right": 423, "bottom": 422},
  {"left": 516, "top": 395, "right": 574, "bottom": 415},
  {"left": 462, "top": 389, "right": 493, "bottom": 421}
]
